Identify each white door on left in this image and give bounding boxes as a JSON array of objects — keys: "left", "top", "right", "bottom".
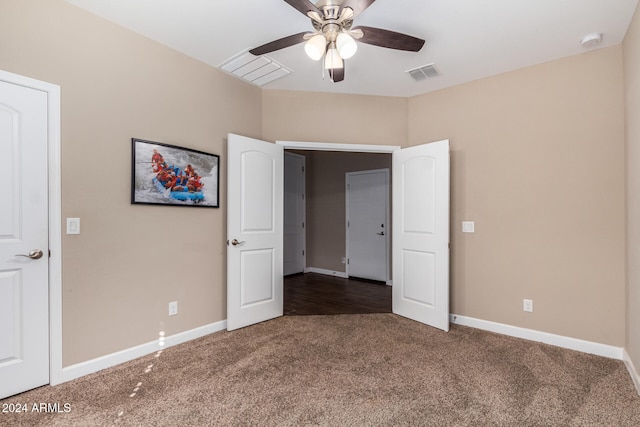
[
  {"left": 227, "top": 134, "right": 284, "bottom": 331},
  {"left": 0, "top": 79, "right": 50, "bottom": 399}
]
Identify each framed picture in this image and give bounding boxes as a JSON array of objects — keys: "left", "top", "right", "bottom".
[{"left": 131, "top": 138, "right": 220, "bottom": 208}]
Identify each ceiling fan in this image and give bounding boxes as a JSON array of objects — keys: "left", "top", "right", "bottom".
[{"left": 249, "top": 0, "right": 425, "bottom": 83}]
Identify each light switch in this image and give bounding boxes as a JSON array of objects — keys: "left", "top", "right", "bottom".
[
  {"left": 462, "top": 221, "right": 475, "bottom": 233},
  {"left": 67, "top": 218, "right": 80, "bottom": 235}
]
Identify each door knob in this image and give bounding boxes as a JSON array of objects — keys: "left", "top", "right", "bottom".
[
  {"left": 15, "top": 249, "right": 44, "bottom": 260},
  {"left": 230, "top": 239, "right": 245, "bottom": 246}
]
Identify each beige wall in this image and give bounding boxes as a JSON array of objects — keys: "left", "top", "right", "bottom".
[
  {"left": 624, "top": 4, "right": 640, "bottom": 373},
  {"left": 409, "top": 46, "right": 626, "bottom": 345},
  {"left": 0, "top": 0, "right": 262, "bottom": 366},
  {"left": 304, "top": 151, "right": 392, "bottom": 273},
  {"left": 262, "top": 90, "right": 408, "bottom": 146}
]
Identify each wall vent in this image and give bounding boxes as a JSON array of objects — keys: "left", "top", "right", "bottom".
[
  {"left": 407, "top": 63, "right": 440, "bottom": 81},
  {"left": 220, "top": 51, "right": 290, "bottom": 86}
]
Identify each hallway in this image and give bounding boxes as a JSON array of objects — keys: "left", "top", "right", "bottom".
[{"left": 284, "top": 273, "right": 392, "bottom": 316}]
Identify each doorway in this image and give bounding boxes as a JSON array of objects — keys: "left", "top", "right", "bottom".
[
  {"left": 283, "top": 152, "right": 391, "bottom": 316},
  {"left": 290, "top": 150, "right": 392, "bottom": 278},
  {"left": 227, "top": 135, "right": 450, "bottom": 332}
]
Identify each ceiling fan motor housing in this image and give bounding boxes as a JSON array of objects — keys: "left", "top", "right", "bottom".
[{"left": 312, "top": 0, "right": 353, "bottom": 37}]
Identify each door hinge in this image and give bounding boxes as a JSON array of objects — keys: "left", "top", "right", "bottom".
[
  {"left": 48, "top": 249, "right": 51, "bottom": 258},
  {"left": 302, "top": 250, "right": 305, "bottom": 256},
  {"left": 302, "top": 222, "right": 305, "bottom": 228},
  {"left": 302, "top": 166, "right": 305, "bottom": 173},
  {"left": 347, "top": 258, "right": 350, "bottom": 264}
]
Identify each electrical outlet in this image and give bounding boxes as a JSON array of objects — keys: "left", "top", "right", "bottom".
[
  {"left": 523, "top": 299, "right": 533, "bottom": 313},
  {"left": 168, "top": 301, "right": 178, "bottom": 316}
]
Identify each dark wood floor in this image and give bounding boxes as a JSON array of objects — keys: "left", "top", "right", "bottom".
[{"left": 284, "top": 273, "right": 392, "bottom": 316}]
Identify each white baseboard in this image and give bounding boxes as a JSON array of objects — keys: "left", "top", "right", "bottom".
[
  {"left": 304, "top": 267, "right": 348, "bottom": 278},
  {"left": 449, "top": 314, "right": 624, "bottom": 360},
  {"left": 60, "top": 320, "right": 227, "bottom": 384},
  {"left": 623, "top": 349, "right": 640, "bottom": 396}
]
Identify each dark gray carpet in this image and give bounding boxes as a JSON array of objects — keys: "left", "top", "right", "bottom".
[{"left": 2, "top": 314, "right": 639, "bottom": 426}]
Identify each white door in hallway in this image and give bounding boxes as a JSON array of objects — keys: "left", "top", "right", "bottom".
[
  {"left": 346, "top": 169, "right": 389, "bottom": 282},
  {"left": 283, "top": 152, "right": 305, "bottom": 276},
  {"left": 227, "top": 134, "right": 283, "bottom": 331},
  {"left": 392, "top": 140, "right": 450, "bottom": 331},
  {"left": 0, "top": 79, "right": 50, "bottom": 399}
]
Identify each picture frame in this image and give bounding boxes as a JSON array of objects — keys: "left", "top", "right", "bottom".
[{"left": 131, "top": 138, "right": 220, "bottom": 208}]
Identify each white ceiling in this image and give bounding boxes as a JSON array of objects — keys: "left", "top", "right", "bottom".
[{"left": 63, "top": 0, "right": 638, "bottom": 97}]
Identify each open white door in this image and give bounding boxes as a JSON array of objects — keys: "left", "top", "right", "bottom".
[
  {"left": 392, "top": 140, "right": 450, "bottom": 331},
  {"left": 0, "top": 79, "right": 50, "bottom": 398},
  {"left": 227, "top": 134, "right": 283, "bottom": 331}
]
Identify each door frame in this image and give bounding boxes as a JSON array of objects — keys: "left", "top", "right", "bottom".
[
  {"left": 345, "top": 168, "right": 390, "bottom": 283},
  {"left": 0, "top": 70, "right": 63, "bottom": 386},
  {"left": 279, "top": 141, "right": 400, "bottom": 154}
]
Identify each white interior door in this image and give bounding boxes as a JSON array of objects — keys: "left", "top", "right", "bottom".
[
  {"left": 392, "top": 140, "right": 450, "bottom": 331},
  {"left": 346, "top": 169, "right": 389, "bottom": 282},
  {"left": 0, "top": 80, "right": 50, "bottom": 398},
  {"left": 227, "top": 134, "right": 283, "bottom": 331},
  {"left": 283, "top": 152, "right": 305, "bottom": 276}
]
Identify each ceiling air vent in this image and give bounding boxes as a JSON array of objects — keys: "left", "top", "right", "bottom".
[
  {"left": 220, "top": 51, "right": 290, "bottom": 86},
  {"left": 407, "top": 63, "right": 440, "bottom": 82}
]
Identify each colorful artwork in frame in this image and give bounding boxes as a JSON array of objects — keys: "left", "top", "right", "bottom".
[{"left": 131, "top": 138, "right": 220, "bottom": 208}]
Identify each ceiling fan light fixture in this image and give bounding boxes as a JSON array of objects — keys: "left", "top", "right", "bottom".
[
  {"left": 305, "top": 34, "right": 327, "bottom": 60},
  {"left": 324, "top": 44, "right": 344, "bottom": 69},
  {"left": 336, "top": 32, "right": 357, "bottom": 59},
  {"left": 249, "top": 0, "right": 425, "bottom": 84}
]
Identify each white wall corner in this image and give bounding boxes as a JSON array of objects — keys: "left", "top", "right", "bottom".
[
  {"left": 449, "top": 314, "right": 624, "bottom": 360},
  {"left": 60, "top": 320, "right": 227, "bottom": 384},
  {"left": 623, "top": 349, "right": 640, "bottom": 396}
]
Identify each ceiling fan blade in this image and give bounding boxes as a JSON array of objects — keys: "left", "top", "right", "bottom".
[
  {"left": 283, "top": 0, "right": 322, "bottom": 17},
  {"left": 352, "top": 26, "right": 425, "bottom": 52},
  {"left": 340, "top": 0, "right": 376, "bottom": 18},
  {"left": 329, "top": 67, "right": 344, "bottom": 83},
  {"left": 249, "top": 32, "right": 310, "bottom": 56}
]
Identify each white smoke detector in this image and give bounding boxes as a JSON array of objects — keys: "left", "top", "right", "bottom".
[{"left": 581, "top": 33, "right": 602, "bottom": 48}]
